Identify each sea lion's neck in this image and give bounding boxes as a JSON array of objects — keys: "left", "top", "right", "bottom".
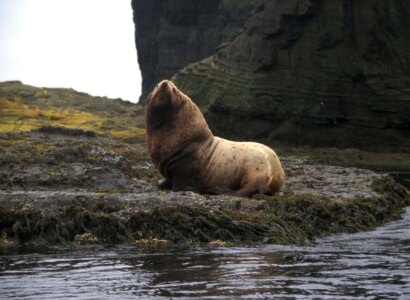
[{"left": 148, "top": 102, "right": 213, "bottom": 172}]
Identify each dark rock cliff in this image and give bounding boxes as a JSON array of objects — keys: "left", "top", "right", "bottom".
[
  {"left": 132, "top": 0, "right": 262, "bottom": 102},
  {"left": 133, "top": 0, "right": 410, "bottom": 150}
]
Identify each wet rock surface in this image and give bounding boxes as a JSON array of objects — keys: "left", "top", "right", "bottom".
[
  {"left": 282, "top": 156, "right": 384, "bottom": 200},
  {"left": 0, "top": 131, "right": 408, "bottom": 247}
]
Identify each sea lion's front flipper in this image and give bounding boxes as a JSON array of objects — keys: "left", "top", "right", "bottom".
[
  {"left": 171, "top": 171, "right": 199, "bottom": 194},
  {"left": 158, "top": 178, "right": 172, "bottom": 190},
  {"left": 172, "top": 180, "right": 199, "bottom": 193}
]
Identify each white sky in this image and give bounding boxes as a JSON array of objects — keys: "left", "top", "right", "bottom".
[{"left": 0, "top": 0, "right": 142, "bottom": 102}]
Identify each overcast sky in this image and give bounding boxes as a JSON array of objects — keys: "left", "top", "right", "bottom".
[{"left": 0, "top": 0, "right": 142, "bottom": 102}]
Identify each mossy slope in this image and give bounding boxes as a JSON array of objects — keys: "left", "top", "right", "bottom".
[{"left": 0, "top": 81, "right": 145, "bottom": 142}]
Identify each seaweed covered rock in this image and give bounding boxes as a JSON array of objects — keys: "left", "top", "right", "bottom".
[
  {"left": 0, "top": 178, "right": 408, "bottom": 246},
  {"left": 0, "top": 132, "right": 408, "bottom": 247}
]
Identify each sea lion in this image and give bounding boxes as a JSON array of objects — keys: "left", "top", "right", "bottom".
[{"left": 145, "top": 80, "right": 285, "bottom": 197}]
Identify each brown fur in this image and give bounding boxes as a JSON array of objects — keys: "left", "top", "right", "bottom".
[{"left": 145, "top": 80, "right": 285, "bottom": 197}]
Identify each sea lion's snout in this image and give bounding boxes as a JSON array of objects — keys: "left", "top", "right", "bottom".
[
  {"left": 157, "top": 80, "right": 172, "bottom": 93},
  {"left": 155, "top": 80, "right": 173, "bottom": 104}
]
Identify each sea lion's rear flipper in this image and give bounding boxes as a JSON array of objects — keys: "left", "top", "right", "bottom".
[
  {"left": 203, "top": 186, "right": 235, "bottom": 196},
  {"left": 231, "top": 185, "right": 256, "bottom": 197}
]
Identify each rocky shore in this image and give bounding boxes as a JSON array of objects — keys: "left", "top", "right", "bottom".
[{"left": 1, "top": 130, "right": 408, "bottom": 247}]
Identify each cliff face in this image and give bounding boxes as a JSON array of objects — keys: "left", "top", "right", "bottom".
[
  {"left": 132, "top": 0, "right": 262, "bottom": 102},
  {"left": 133, "top": 0, "right": 410, "bottom": 150}
]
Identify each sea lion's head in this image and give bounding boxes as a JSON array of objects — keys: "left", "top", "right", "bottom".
[
  {"left": 145, "top": 80, "right": 195, "bottom": 133},
  {"left": 145, "top": 80, "right": 213, "bottom": 162}
]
